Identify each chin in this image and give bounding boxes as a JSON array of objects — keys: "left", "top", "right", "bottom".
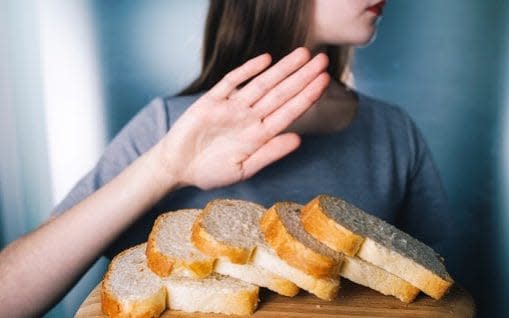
[
  {"left": 316, "top": 24, "right": 379, "bottom": 48},
  {"left": 356, "top": 32, "right": 378, "bottom": 47},
  {"left": 326, "top": 26, "right": 378, "bottom": 47},
  {"left": 348, "top": 27, "right": 378, "bottom": 47}
]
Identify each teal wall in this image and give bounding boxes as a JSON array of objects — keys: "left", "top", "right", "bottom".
[
  {"left": 355, "top": 1, "right": 509, "bottom": 316},
  {"left": 91, "top": 0, "right": 207, "bottom": 139}
]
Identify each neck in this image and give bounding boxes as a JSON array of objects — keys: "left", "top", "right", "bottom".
[{"left": 285, "top": 80, "right": 359, "bottom": 135}]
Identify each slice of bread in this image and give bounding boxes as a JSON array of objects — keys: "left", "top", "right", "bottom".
[
  {"left": 261, "top": 201, "right": 422, "bottom": 303},
  {"left": 252, "top": 245, "right": 340, "bottom": 301},
  {"left": 146, "top": 209, "right": 215, "bottom": 278},
  {"left": 192, "top": 199, "right": 266, "bottom": 264},
  {"left": 101, "top": 244, "right": 166, "bottom": 318},
  {"left": 260, "top": 202, "right": 343, "bottom": 278},
  {"left": 214, "top": 259, "right": 299, "bottom": 297},
  {"left": 341, "top": 256, "right": 420, "bottom": 303},
  {"left": 191, "top": 199, "right": 300, "bottom": 296},
  {"left": 164, "top": 273, "right": 259, "bottom": 315},
  {"left": 102, "top": 243, "right": 260, "bottom": 316},
  {"left": 301, "top": 195, "right": 454, "bottom": 300}
]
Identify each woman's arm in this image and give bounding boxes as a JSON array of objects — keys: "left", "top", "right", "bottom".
[
  {"left": 0, "top": 47, "right": 330, "bottom": 317},
  {"left": 0, "top": 142, "right": 180, "bottom": 317}
]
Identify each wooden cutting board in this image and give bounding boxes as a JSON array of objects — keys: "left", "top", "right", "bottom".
[{"left": 75, "top": 280, "right": 475, "bottom": 318}]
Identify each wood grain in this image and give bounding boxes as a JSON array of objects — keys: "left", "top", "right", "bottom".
[{"left": 75, "top": 280, "right": 475, "bottom": 318}]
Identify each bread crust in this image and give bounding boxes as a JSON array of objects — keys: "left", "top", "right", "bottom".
[
  {"left": 340, "top": 256, "right": 420, "bottom": 303},
  {"left": 398, "top": 285, "right": 421, "bottom": 303},
  {"left": 192, "top": 209, "right": 254, "bottom": 264},
  {"left": 101, "top": 277, "right": 122, "bottom": 317},
  {"left": 252, "top": 246, "right": 340, "bottom": 301},
  {"left": 264, "top": 274, "right": 300, "bottom": 297},
  {"left": 146, "top": 225, "right": 174, "bottom": 276},
  {"left": 101, "top": 245, "right": 167, "bottom": 318},
  {"left": 301, "top": 196, "right": 365, "bottom": 256},
  {"left": 146, "top": 214, "right": 215, "bottom": 278},
  {"left": 214, "top": 259, "right": 300, "bottom": 297},
  {"left": 260, "top": 203, "right": 342, "bottom": 278},
  {"left": 358, "top": 239, "right": 453, "bottom": 300},
  {"left": 224, "top": 289, "right": 260, "bottom": 315},
  {"left": 303, "top": 195, "right": 454, "bottom": 300},
  {"left": 309, "top": 279, "right": 341, "bottom": 301},
  {"left": 101, "top": 285, "right": 166, "bottom": 318}
]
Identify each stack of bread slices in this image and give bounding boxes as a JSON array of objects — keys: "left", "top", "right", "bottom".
[{"left": 101, "top": 195, "right": 454, "bottom": 317}]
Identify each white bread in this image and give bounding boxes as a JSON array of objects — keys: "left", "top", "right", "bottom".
[
  {"left": 260, "top": 201, "right": 420, "bottom": 302},
  {"left": 301, "top": 195, "right": 454, "bottom": 300},
  {"left": 164, "top": 273, "right": 259, "bottom": 315},
  {"left": 146, "top": 206, "right": 297, "bottom": 296},
  {"left": 252, "top": 245, "right": 340, "bottom": 301},
  {"left": 214, "top": 259, "right": 300, "bottom": 297},
  {"left": 260, "top": 202, "right": 343, "bottom": 278},
  {"left": 101, "top": 244, "right": 166, "bottom": 318},
  {"left": 148, "top": 206, "right": 298, "bottom": 296},
  {"left": 101, "top": 243, "right": 259, "bottom": 317},
  {"left": 192, "top": 199, "right": 267, "bottom": 264},
  {"left": 194, "top": 199, "right": 340, "bottom": 300},
  {"left": 146, "top": 209, "right": 215, "bottom": 278},
  {"left": 192, "top": 199, "right": 300, "bottom": 297},
  {"left": 341, "top": 256, "right": 420, "bottom": 303}
]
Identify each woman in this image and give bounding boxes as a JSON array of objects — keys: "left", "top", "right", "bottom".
[{"left": 0, "top": 0, "right": 457, "bottom": 316}]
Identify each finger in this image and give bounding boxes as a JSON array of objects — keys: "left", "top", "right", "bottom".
[
  {"left": 207, "top": 53, "right": 272, "bottom": 99},
  {"left": 233, "top": 47, "right": 311, "bottom": 106},
  {"left": 262, "top": 72, "right": 330, "bottom": 136},
  {"left": 253, "top": 53, "right": 329, "bottom": 118},
  {"left": 241, "top": 133, "right": 301, "bottom": 180}
]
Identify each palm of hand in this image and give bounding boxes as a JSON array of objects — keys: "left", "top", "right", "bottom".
[
  {"left": 158, "top": 48, "right": 330, "bottom": 190},
  {"left": 161, "top": 95, "right": 283, "bottom": 189}
]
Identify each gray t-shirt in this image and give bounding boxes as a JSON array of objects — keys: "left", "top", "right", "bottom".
[{"left": 53, "top": 92, "right": 457, "bottom": 261}]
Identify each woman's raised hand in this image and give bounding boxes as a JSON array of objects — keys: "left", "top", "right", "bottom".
[{"left": 158, "top": 47, "right": 330, "bottom": 190}]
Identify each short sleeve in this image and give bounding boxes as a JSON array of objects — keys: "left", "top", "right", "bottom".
[{"left": 52, "top": 98, "right": 169, "bottom": 215}]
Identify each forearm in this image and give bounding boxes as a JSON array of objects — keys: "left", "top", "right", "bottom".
[{"left": 0, "top": 142, "right": 180, "bottom": 317}]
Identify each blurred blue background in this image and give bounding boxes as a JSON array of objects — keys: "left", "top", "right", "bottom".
[{"left": 1, "top": 0, "right": 507, "bottom": 317}]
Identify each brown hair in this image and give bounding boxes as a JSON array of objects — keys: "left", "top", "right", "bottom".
[{"left": 179, "top": 0, "right": 352, "bottom": 96}]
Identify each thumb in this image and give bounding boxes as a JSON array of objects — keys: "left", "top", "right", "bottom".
[{"left": 241, "top": 133, "right": 301, "bottom": 180}]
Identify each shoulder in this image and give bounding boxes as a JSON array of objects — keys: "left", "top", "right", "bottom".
[
  {"left": 109, "top": 92, "right": 204, "bottom": 147},
  {"left": 356, "top": 92, "right": 415, "bottom": 131},
  {"left": 355, "top": 91, "right": 429, "bottom": 167},
  {"left": 128, "top": 97, "right": 168, "bottom": 132},
  {"left": 357, "top": 92, "right": 423, "bottom": 144},
  {"left": 130, "top": 92, "right": 204, "bottom": 129}
]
